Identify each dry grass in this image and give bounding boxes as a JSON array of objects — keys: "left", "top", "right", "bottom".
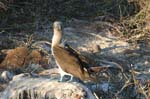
[{"left": 120, "top": 0, "right": 150, "bottom": 44}]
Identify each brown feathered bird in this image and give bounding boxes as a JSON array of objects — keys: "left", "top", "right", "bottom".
[{"left": 51, "top": 21, "right": 98, "bottom": 82}]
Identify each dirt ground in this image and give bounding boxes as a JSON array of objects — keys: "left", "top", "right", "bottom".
[{"left": 0, "top": 19, "right": 150, "bottom": 99}]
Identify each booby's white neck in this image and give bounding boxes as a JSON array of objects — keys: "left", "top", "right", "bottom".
[{"left": 52, "top": 28, "right": 63, "bottom": 47}]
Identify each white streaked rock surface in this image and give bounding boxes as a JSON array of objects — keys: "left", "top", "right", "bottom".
[{"left": 0, "top": 73, "right": 96, "bottom": 99}]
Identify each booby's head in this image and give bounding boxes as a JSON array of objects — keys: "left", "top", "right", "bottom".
[
  {"left": 53, "top": 21, "right": 63, "bottom": 32},
  {"left": 52, "top": 21, "right": 63, "bottom": 47}
]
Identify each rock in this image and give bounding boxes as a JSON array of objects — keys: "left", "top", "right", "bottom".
[
  {"left": 1, "top": 71, "right": 14, "bottom": 82},
  {"left": 0, "top": 73, "right": 96, "bottom": 99}
]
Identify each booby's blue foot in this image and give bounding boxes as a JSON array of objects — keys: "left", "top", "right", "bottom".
[
  {"left": 58, "top": 75, "right": 65, "bottom": 82},
  {"left": 67, "top": 75, "right": 75, "bottom": 82}
]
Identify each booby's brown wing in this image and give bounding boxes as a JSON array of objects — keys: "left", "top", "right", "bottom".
[
  {"left": 64, "top": 44, "right": 88, "bottom": 70},
  {"left": 64, "top": 44, "right": 97, "bottom": 73},
  {"left": 52, "top": 45, "right": 96, "bottom": 81}
]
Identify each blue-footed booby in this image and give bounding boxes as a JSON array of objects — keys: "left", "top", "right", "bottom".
[{"left": 51, "top": 21, "right": 97, "bottom": 82}]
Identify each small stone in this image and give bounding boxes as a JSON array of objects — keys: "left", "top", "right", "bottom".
[
  {"left": 92, "top": 44, "right": 101, "bottom": 53},
  {"left": 1, "top": 71, "right": 14, "bottom": 82}
]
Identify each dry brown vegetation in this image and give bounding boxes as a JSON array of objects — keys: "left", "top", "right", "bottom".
[
  {"left": 0, "top": 0, "right": 150, "bottom": 43},
  {"left": 120, "top": 0, "right": 150, "bottom": 44}
]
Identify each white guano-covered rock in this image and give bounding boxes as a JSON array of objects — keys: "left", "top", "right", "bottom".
[{"left": 0, "top": 73, "right": 96, "bottom": 99}]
